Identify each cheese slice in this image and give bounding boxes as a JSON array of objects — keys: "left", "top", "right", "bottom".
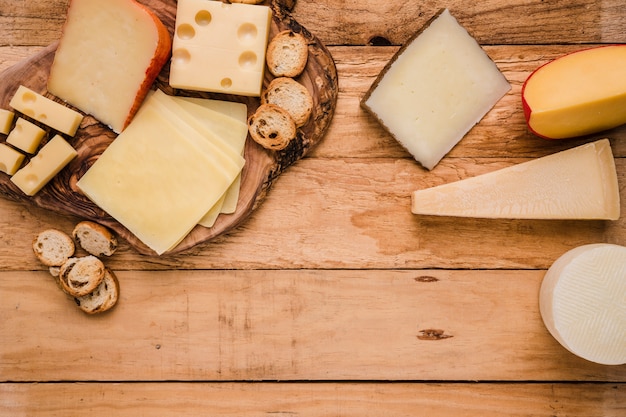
[
  {"left": 10, "top": 135, "right": 77, "bottom": 196},
  {"left": 361, "top": 9, "right": 510, "bottom": 170},
  {"left": 411, "top": 139, "right": 620, "bottom": 220},
  {"left": 540, "top": 244, "right": 626, "bottom": 365},
  {"left": 9, "top": 85, "right": 83, "bottom": 136},
  {"left": 77, "top": 93, "right": 243, "bottom": 255}
]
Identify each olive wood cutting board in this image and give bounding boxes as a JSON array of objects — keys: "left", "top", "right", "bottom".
[{"left": 0, "top": 0, "right": 338, "bottom": 255}]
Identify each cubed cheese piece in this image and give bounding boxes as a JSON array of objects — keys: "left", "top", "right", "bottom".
[
  {"left": 411, "top": 139, "right": 620, "bottom": 220},
  {"left": 47, "top": 0, "right": 172, "bottom": 133},
  {"left": 169, "top": 0, "right": 272, "bottom": 97},
  {"left": 0, "top": 109, "right": 15, "bottom": 135},
  {"left": 10, "top": 135, "right": 77, "bottom": 196},
  {"left": 6, "top": 117, "right": 46, "bottom": 154},
  {"left": 76, "top": 91, "right": 244, "bottom": 255},
  {"left": 9, "top": 85, "right": 83, "bottom": 136},
  {"left": 0, "top": 143, "right": 25, "bottom": 175},
  {"left": 522, "top": 45, "right": 626, "bottom": 139},
  {"left": 540, "top": 244, "right": 626, "bottom": 365},
  {"left": 361, "top": 9, "right": 510, "bottom": 170}
]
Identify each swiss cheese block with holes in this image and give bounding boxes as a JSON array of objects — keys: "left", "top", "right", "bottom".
[
  {"left": 540, "top": 244, "right": 626, "bottom": 365},
  {"left": 169, "top": 0, "right": 272, "bottom": 96}
]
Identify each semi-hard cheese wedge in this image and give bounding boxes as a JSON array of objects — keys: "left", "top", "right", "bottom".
[
  {"left": 361, "top": 9, "right": 510, "bottom": 170},
  {"left": 169, "top": 0, "right": 272, "bottom": 96},
  {"left": 77, "top": 93, "right": 244, "bottom": 255},
  {"left": 411, "top": 139, "right": 620, "bottom": 220},
  {"left": 540, "top": 244, "right": 626, "bottom": 365},
  {"left": 10, "top": 135, "right": 77, "bottom": 196},
  {"left": 48, "top": 0, "right": 171, "bottom": 133},
  {"left": 9, "top": 85, "right": 83, "bottom": 136},
  {"left": 522, "top": 45, "right": 626, "bottom": 139}
]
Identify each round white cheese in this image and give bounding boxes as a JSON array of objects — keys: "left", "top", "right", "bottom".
[{"left": 539, "top": 244, "right": 626, "bottom": 365}]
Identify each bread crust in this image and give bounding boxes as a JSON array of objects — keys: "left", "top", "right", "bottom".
[
  {"left": 248, "top": 103, "right": 297, "bottom": 151},
  {"left": 266, "top": 30, "right": 309, "bottom": 78}
]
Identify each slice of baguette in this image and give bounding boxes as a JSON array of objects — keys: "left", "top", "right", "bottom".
[
  {"left": 74, "top": 267, "right": 120, "bottom": 314},
  {"left": 248, "top": 103, "right": 297, "bottom": 151},
  {"left": 58, "top": 255, "right": 105, "bottom": 297},
  {"left": 72, "top": 221, "right": 118, "bottom": 257},
  {"left": 266, "top": 30, "right": 309, "bottom": 78},
  {"left": 32, "top": 229, "right": 75, "bottom": 267},
  {"left": 261, "top": 77, "right": 313, "bottom": 127}
]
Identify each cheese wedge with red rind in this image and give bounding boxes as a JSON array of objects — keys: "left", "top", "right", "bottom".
[
  {"left": 411, "top": 139, "right": 620, "bottom": 220},
  {"left": 48, "top": 0, "right": 171, "bottom": 133},
  {"left": 539, "top": 244, "right": 626, "bottom": 365},
  {"left": 522, "top": 45, "right": 626, "bottom": 139}
]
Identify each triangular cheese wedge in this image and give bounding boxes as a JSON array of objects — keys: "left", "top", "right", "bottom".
[{"left": 411, "top": 139, "right": 620, "bottom": 220}]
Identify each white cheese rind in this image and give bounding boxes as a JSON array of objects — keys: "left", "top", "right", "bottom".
[
  {"left": 411, "top": 139, "right": 620, "bottom": 220},
  {"left": 539, "top": 244, "right": 626, "bottom": 365},
  {"left": 361, "top": 9, "right": 510, "bottom": 170}
]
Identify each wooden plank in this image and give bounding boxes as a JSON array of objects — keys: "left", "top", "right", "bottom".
[
  {"left": 0, "top": 156, "right": 623, "bottom": 271},
  {"left": 2, "top": 0, "right": 626, "bottom": 47},
  {"left": 2, "top": 270, "right": 625, "bottom": 382},
  {"left": 0, "top": 382, "right": 624, "bottom": 417}
]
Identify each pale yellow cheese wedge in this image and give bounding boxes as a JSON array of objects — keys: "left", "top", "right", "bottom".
[
  {"left": 0, "top": 109, "right": 15, "bottom": 135},
  {"left": 361, "top": 9, "right": 510, "bottom": 170},
  {"left": 6, "top": 117, "right": 45, "bottom": 154},
  {"left": 48, "top": 0, "right": 171, "bottom": 133},
  {"left": 411, "top": 139, "right": 620, "bottom": 220},
  {"left": 0, "top": 143, "right": 25, "bottom": 175},
  {"left": 540, "top": 244, "right": 626, "bottom": 365}
]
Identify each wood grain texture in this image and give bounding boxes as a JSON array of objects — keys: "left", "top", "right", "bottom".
[
  {"left": 1, "top": 0, "right": 625, "bottom": 415},
  {"left": 2, "top": 269, "right": 625, "bottom": 382},
  {"left": 0, "top": 0, "right": 339, "bottom": 256},
  {"left": 1, "top": 382, "right": 624, "bottom": 417}
]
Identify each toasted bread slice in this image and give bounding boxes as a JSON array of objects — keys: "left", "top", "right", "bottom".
[
  {"left": 266, "top": 30, "right": 308, "bottom": 78},
  {"left": 58, "top": 255, "right": 105, "bottom": 297},
  {"left": 32, "top": 229, "right": 75, "bottom": 267},
  {"left": 74, "top": 267, "right": 120, "bottom": 314},
  {"left": 248, "top": 103, "right": 297, "bottom": 151},
  {"left": 72, "top": 221, "right": 118, "bottom": 257},
  {"left": 262, "top": 77, "right": 313, "bottom": 127}
]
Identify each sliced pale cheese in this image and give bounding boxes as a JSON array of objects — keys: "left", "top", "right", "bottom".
[
  {"left": 6, "top": 117, "right": 46, "bottom": 154},
  {"left": 9, "top": 85, "right": 83, "bottom": 136},
  {"left": 361, "top": 9, "right": 510, "bottom": 170},
  {"left": 522, "top": 45, "right": 626, "bottom": 139},
  {"left": 0, "top": 109, "right": 15, "bottom": 135},
  {"left": 77, "top": 94, "right": 244, "bottom": 255},
  {"left": 48, "top": 0, "right": 171, "bottom": 133},
  {"left": 540, "top": 244, "right": 626, "bottom": 365},
  {"left": 411, "top": 139, "right": 620, "bottom": 220},
  {"left": 169, "top": 0, "right": 272, "bottom": 96},
  {"left": 178, "top": 96, "right": 248, "bottom": 123},
  {"left": 10, "top": 135, "right": 77, "bottom": 196},
  {"left": 0, "top": 143, "right": 25, "bottom": 175}
]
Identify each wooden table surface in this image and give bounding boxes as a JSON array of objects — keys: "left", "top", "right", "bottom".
[{"left": 1, "top": 0, "right": 625, "bottom": 415}]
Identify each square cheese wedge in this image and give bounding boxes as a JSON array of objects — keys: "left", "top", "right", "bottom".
[
  {"left": 169, "top": 0, "right": 272, "bottom": 96},
  {"left": 6, "top": 117, "right": 46, "bottom": 154},
  {"left": 0, "top": 143, "right": 25, "bottom": 175},
  {"left": 0, "top": 109, "right": 15, "bottom": 135},
  {"left": 361, "top": 9, "right": 511, "bottom": 170},
  {"left": 77, "top": 92, "right": 244, "bottom": 255}
]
